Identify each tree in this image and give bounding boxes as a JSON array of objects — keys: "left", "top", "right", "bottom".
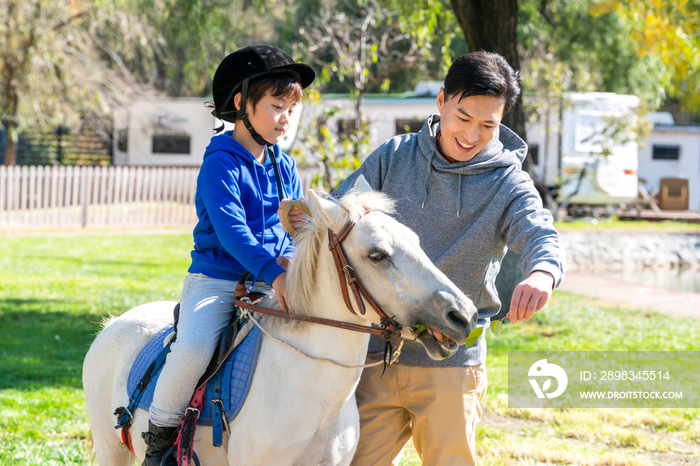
[
  {"left": 135, "top": 0, "right": 291, "bottom": 98},
  {"left": 291, "top": 92, "right": 364, "bottom": 191},
  {"left": 591, "top": 0, "right": 700, "bottom": 112},
  {"left": 295, "top": 0, "right": 424, "bottom": 161},
  {"left": 518, "top": 0, "right": 700, "bottom": 114},
  {"left": 0, "top": 0, "right": 157, "bottom": 165},
  {"left": 449, "top": 0, "right": 526, "bottom": 140},
  {"left": 289, "top": 0, "right": 438, "bottom": 189}
]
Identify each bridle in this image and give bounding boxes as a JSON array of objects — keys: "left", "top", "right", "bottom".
[{"left": 234, "top": 214, "right": 404, "bottom": 356}]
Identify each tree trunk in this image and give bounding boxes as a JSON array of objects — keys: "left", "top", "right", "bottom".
[
  {"left": 450, "top": 0, "right": 524, "bottom": 319},
  {"left": 3, "top": 121, "right": 17, "bottom": 166},
  {"left": 450, "top": 0, "right": 525, "bottom": 140},
  {"left": 2, "top": 86, "right": 19, "bottom": 166}
]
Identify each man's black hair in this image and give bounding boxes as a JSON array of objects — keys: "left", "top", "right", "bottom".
[{"left": 444, "top": 51, "right": 520, "bottom": 114}]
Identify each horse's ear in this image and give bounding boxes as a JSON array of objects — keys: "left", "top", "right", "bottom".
[
  {"left": 353, "top": 175, "right": 373, "bottom": 193},
  {"left": 307, "top": 190, "right": 340, "bottom": 226}
]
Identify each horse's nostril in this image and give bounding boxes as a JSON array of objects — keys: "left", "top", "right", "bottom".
[{"left": 445, "top": 309, "right": 469, "bottom": 330}]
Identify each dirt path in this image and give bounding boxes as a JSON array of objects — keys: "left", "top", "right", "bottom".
[{"left": 558, "top": 272, "right": 700, "bottom": 320}]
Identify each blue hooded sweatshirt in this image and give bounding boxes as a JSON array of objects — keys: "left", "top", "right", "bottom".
[{"left": 188, "top": 132, "right": 302, "bottom": 286}]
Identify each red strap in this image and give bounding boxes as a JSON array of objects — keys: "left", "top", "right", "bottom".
[
  {"left": 120, "top": 427, "right": 135, "bottom": 456},
  {"left": 177, "top": 384, "right": 207, "bottom": 466}
]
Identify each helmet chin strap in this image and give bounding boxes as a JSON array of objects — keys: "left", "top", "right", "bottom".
[
  {"left": 237, "top": 77, "right": 286, "bottom": 202},
  {"left": 237, "top": 77, "right": 273, "bottom": 148}
]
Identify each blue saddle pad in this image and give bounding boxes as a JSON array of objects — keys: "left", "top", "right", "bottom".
[{"left": 127, "top": 323, "right": 263, "bottom": 425}]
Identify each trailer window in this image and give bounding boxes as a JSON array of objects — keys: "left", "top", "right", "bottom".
[
  {"left": 337, "top": 119, "right": 356, "bottom": 138},
  {"left": 117, "top": 130, "right": 128, "bottom": 152},
  {"left": 528, "top": 144, "right": 539, "bottom": 165},
  {"left": 152, "top": 134, "right": 191, "bottom": 154},
  {"left": 652, "top": 145, "right": 680, "bottom": 160},
  {"left": 395, "top": 119, "right": 424, "bottom": 135}
]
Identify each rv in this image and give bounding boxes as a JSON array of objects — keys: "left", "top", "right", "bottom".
[{"left": 112, "top": 98, "right": 302, "bottom": 166}]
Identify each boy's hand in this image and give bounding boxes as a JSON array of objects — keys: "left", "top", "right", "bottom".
[
  {"left": 278, "top": 198, "right": 311, "bottom": 234},
  {"left": 272, "top": 271, "right": 290, "bottom": 312},
  {"left": 276, "top": 256, "right": 291, "bottom": 270},
  {"left": 507, "top": 271, "right": 555, "bottom": 324}
]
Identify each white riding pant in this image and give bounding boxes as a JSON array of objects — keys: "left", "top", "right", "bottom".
[{"left": 149, "top": 273, "right": 272, "bottom": 428}]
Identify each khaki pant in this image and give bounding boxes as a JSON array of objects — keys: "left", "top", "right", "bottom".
[{"left": 350, "top": 361, "right": 487, "bottom": 466}]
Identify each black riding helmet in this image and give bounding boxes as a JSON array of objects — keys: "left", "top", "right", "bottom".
[{"left": 212, "top": 44, "right": 316, "bottom": 147}]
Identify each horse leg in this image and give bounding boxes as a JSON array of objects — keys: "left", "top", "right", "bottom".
[
  {"left": 329, "top": 394, "right": 361, "bottom": 466},
  {"left": 83, "top": 302, "right": 176, "bottom": 465},
  {"left": 88, "top": 425, "right": 133, "bottom": 466},
  {"left": 83, "top": 326, "right": 137, "bottom": 466}
]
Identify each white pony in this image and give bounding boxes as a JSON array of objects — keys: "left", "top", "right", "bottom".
[{"left": 83, "top": 178, "right": 478, "bottom": 466}]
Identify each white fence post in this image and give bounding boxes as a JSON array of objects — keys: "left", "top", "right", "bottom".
[{"left": 0, "top": 166, "right": 6, "bottom": 228}]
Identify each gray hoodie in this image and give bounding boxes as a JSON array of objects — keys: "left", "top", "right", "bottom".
[{"left": 335, "top": 114, "right": 566, "bottom": 367}]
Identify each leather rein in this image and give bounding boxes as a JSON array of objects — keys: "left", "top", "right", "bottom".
[{"left": 234, "top": 216, "right": 403, "bottom": 343}]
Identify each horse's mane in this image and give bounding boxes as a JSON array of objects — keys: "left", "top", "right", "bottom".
[{"left": 281, "top": 188, "right": 395, "bottom": 323}]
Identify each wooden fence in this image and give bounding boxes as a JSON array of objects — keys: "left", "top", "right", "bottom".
[
  {"left": 0, "top": 165, "right": 199, "bottom": 229},
  {"left": 0, "top": 165, "right": 317, "bottom": 230}
]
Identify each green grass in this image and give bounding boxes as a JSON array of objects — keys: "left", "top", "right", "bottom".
[
  {"left": 401, "top": 293, "right": 700, "bottom": 465},
  {"left": 554, "top": 215, "right": 700, "bottom": 231},
  {"left": 0, "top": 233, "right": 191, "bottom": 465},
  {"left": 1, "top": 233, "right": 699, "bottom": 465}
]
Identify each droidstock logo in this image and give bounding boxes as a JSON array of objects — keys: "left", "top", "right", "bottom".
[{"left": 528, "top": 359, "right": 568, "bottom": 399}]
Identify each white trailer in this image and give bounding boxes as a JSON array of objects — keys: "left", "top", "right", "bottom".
[
  {"left": 311, "top": 89, "right": 642, "bottom": 206},
  {"left": 552, "top": 93, "right": 641, "bottom": 205},
  {"left": 112, "top": 98, "right": 302, "bottom": 166}
]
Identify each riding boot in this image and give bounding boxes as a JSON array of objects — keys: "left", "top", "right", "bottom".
[{"left": 141, "top": 420, "right": 179, "bottom": 466}]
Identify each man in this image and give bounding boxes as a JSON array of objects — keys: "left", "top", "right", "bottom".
[
  {"left": 332, "top": 51, "right": 566, "bottom": 465},
  {"left": 282, "top": 51, "right": 565, "bottom": 465}
]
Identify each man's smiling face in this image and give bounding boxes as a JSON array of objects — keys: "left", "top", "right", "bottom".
[{"left": 435, "top": 89, "right": 505, "bottom": 163}]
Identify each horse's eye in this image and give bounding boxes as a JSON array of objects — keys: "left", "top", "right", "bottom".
[{"left": 368, "top": 251, "right": 388, "bottom": 262}]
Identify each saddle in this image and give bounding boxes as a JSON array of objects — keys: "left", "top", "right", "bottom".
[{"left": 115, "top": 297, "right": 264, "bottom": 460}]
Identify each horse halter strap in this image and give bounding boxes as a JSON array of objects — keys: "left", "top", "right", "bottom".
[
  {"left": 235, "top": 217, "right": 402, "bottom": 342},
  {"left": 327, "top": 218, "right": 401, "bottom": 339}
]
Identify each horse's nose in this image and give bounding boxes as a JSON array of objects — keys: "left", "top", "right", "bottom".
[
  {"left": 444, "top": 305, "right": 478, "bottom": 334},
  {"left": 445, "top": 308, "right": 470, "bottom": 331},
  {"left": 434, "top": 291, "right": 478, "bottom": 336}
]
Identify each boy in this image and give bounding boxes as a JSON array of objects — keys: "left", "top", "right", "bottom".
[
  {"left": 333, "top": 51, "right": 567, "bottom": 465},
  {"left": 141, "top": 44, "right": 315, "bottom": 466}
]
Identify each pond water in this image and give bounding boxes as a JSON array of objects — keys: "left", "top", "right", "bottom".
[{"left": 595, "top": 268, "right": 700, "bottom": 294}]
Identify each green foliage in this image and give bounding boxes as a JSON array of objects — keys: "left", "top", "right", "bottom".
[
  {"left": 131, "top": 0, "right": 288, "bottom": 98},
  {"left": 591, "top": 0, "right": 700, "bottom": 112},
  {"left": 464, "top": 326, "right": 484, "bottom": 347},
  {"left": 554, "top": 216, "right": 700, "bottom": 231},
  {"left": 518, "top": 0, "right": 700, "bottom": 113},
  {"left": 288, "top": 0, "right": 463, "bottom": 95},
  {"left": 291, "top": 92, "right": 365, "bottom": 191}
]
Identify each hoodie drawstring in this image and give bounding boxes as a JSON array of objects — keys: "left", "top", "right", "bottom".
[
  {"left": 252, "top": 165, "right": 266, "bottom": 247},
  {"left": 421, "top": 152, "right": 434, "bottom": 209},
  {"left": 457, "top": 174, "right": 462, "bottom": 217},
  {"left": 422, "top": 151, "right": 462, "bottom": 218}
]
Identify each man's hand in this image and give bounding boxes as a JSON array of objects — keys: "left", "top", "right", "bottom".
[{"left": 507, "top": 271, "right": 555, "bottom": 324}]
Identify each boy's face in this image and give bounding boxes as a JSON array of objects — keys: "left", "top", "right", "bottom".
[
  {"left": 236, "top": 93, "right": 299, "bottom": 144},
  {"left": 436, "top": 89, "right": 505, "bottom": 163}
]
